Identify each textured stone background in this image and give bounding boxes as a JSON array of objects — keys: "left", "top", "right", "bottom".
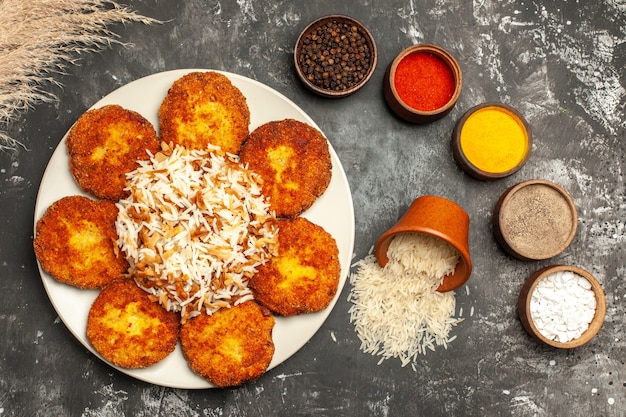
[{"left": 0, "top": 0, "right": 624, "bottom": 416}]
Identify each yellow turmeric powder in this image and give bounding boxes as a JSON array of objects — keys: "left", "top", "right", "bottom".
[{"left": 459, "top": 106, "right": 529, "bottom": 174}]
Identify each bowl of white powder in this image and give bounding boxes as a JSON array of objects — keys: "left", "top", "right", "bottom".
[{"left": 518, "top": 265, "right": 606, "bottom": 348}]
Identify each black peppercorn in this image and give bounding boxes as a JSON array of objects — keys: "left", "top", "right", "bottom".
[{"left": 298, "top": 19, "right": 372, "bottom": 92}]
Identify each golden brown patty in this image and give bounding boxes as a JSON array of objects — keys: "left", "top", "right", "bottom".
[
  {"left": 239, "top": 118, "right": 332, "bottom": 219},
  {"left": 249, "top": 217, "right": 340, "bottom": 316},
  {"left": 158, "top": 71, "right": 250, "bottom": 154},
  {"left": 180, "top": 301, "right": 275, "bottom": 388},
  {"left": 86, "top": 279, "right": 180, "bottom": 368},
  {"left": 66, "top": 104, "right": 159, "bottom": 200},
  {"left": 33, "top": 195, "right": 129, "bottom": 289}
]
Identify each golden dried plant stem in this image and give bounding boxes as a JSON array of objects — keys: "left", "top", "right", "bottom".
[{"left": 0, "top": 0, "right": 159, "bottom": 151}]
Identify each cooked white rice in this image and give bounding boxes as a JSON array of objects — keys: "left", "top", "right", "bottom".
[
  {"left": 115, "top": 143, "right": 278, "bottom": 322},
  {"left": 348, "top": 232, "right": 462, "bottom": 367}
]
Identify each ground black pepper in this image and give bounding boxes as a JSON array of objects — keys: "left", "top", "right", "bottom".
[
  {"left": 500, "top": 184, "right": 575, "bottom": 258},
  {"left": 298, "top": 20, "right": 372, "bottom": 92}
]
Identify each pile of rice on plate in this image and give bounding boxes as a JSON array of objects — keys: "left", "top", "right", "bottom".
[{"left": 115, "top": 142, "right": 279, "bottom": 323}]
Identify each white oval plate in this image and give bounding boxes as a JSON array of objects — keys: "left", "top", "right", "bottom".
[{"left": 33, "top": 69, "right": 355, "bottom": 389}]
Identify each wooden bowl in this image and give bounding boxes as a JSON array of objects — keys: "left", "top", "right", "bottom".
[
  {"left": 518, "top": 265, "right": 606, "bottom": 348},
  {"left": 375, "top": 195, "right": 472, "bottom": 292},
  {"left": 451, "top": 102, "right": 532, "bottom": 180},
  {"left": 294, "top": 15, "right": 377, "bottom": 98},
  {"left": 493, "top": 179, "right": 577, "bottom": 261},
  {"left": 383, "top": 44, "right": 462, "bottom": 123}
]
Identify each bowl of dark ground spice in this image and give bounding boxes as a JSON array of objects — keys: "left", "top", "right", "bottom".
[
  {"left": 383, "top": 44, "right": 462, "bottom": 123},
  {"left": 493, "top": 179, "right": 578, "bottom": 261},
  {"left": 294, "top": 15, "right": 377, "bottom": 98}
]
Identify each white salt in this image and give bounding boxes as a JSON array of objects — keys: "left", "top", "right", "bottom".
[{"left": 530, "top": 271, "right": 597, "bottom": 343}]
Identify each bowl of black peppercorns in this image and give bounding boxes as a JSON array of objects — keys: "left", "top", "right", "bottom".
[{"left": 294, "top": 15, "right": 377, "bottom": 98}]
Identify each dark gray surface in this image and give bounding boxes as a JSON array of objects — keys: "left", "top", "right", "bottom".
[{"left": 1, "top": 1, "right": 625, "bottom": 416}]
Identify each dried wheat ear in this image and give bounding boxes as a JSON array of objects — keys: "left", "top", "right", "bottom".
[{"left": 0, "top": 0, "right": 159, "bottom": 151}]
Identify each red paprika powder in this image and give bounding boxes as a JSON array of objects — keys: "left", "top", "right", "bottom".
[{"left": 393, "top": 51, "right": 456, "bottom": 112}]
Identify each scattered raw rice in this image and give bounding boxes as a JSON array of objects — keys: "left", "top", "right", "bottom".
[
  {"left": 348, "top": 232, "right": 463, "bottom": 367},
  {"left": 116, "top": 142, "right": 278, "bottom": 322}
]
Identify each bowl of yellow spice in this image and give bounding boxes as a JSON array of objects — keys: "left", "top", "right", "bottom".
[{"left": 451, "top": 102, "right": 532, "bottom": 180}]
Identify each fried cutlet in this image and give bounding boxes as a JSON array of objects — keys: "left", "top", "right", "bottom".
[
  {"left": 158, "top": 71, "right": 250, "bottom": 154},
  {"left": 179, "top": 300, "right": 275, "bottom": 387},
  {"left": 86, "top": 279, "right": 180, "bottom": 368},
  {"left": 249, "top": 217, "right": 340, "bottom": 316},
  {"left": 33, "top": 195, "right": 129, "bottom": 289},
  {"left": 66, "top": 104, "right": 159, "bottom": 200},
  {"left": 239, "top": 119, "right": 332, "bottom": 219}
]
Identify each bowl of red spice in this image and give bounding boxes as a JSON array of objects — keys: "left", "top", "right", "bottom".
[
  {"left": 294, "top": 15, "right": 377, "bottom": 98},
  {"left": 383, "top": 44, "right": 462, "bottom": 123}
]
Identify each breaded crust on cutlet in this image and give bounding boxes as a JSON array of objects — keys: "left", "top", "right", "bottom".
[
  {"left": 86, "top": 279, "right": 180, "bottom": 368},
  {"left": 248, "top": 217, "right": 340, "bottom": 316},
  {"left": 33, "top": 195, "right": 129, "bottom": 289},
  {"left": 158, "top": 71, "right": 250, "bottom": 154},
  {"left": 180, "top": 301, "right": 275, "bottom": 388},
  {"left": 239, "top": 119, "right": 332, "bottom": 219},
  {"left": 66, "top": 104, "right": 159, "bottom": 200}
]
